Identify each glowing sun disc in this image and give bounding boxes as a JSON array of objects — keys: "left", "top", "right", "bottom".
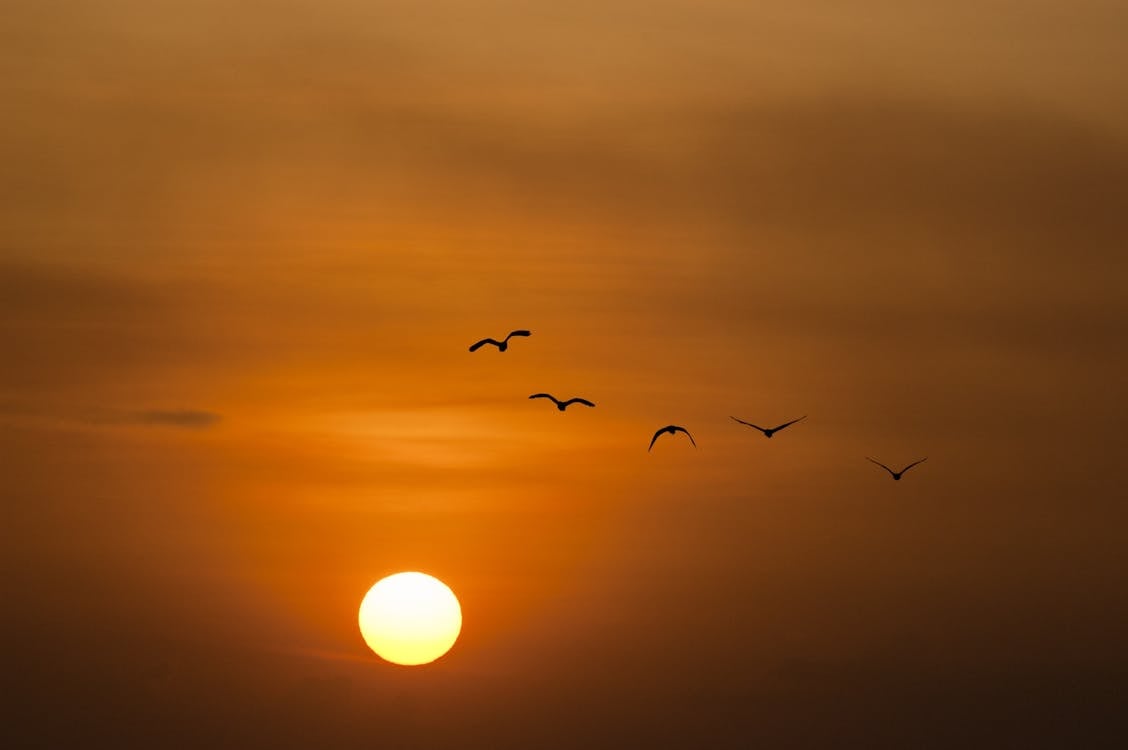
[{"left": 358, "top": 572, "right": 462, "bottom": 666}]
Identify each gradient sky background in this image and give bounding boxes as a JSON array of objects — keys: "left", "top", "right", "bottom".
[{"left": 4, "top": 1, "right": 1127, "bottom": 747}]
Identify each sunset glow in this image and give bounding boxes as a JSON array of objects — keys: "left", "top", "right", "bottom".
[{"left": 6, "top": 0, "right": 1126, "bottom": 746}]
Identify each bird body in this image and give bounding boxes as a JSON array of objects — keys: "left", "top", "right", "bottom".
[
  {"left": 649, "top": 425, "right": 696, "bottom": 451},
  {"left": 468, "top": 330, "right": 531, "bottom": 352},
  {"left": 730, "top": 415, "right": 806, "bottom": 438},
  {"left": 529, "top": 393, "right": 595, "bottom": 411},
  {"left": 866, "top": 457, "right": 927, "bottom": 480}
]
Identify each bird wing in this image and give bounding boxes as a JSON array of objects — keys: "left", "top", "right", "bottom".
[
  {"left": 564, "top": 398, "right": 595, "bottom": 408},
  {"left": 866, "top": 457, "right": 896, "bottom": 476},
  {"left": 730, "top": 416, "right": 767, "bottom": 432},
  {"left": 469, "top": 338, "right": 500, "bottom": 352},
  {"left": 648, "top": 428, "right": 665, "bottom": 451},
  {"left": 678, "top": 427, "right": 697, "bottom": 447},
  {"left": 901, "top": 458, "right": 928, "bottom": 473},
  {"left": 529, "top": 393, "right": 555, "bottom": 401},
  {"left": 771, "top": 415, "right": 807, "bottom": 432},
  {"left": 505, "top": 329, "right": 532, "bottom": 341}
]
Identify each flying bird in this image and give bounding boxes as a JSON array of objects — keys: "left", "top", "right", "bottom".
[
  {"left": 529, "top": 393, "right": 595, "bottom": 411},
  {"left": 730, "top": 415, "right": 807, "bottom": 438},
  {"left": 648, "top": 425, "right": 697, "bottom": 452},
  {"left": 866, "top": 457, "right": 927, "bottom": 481},
  {"left": 468, "top": 329, "right": 531, "bottom": 352}
]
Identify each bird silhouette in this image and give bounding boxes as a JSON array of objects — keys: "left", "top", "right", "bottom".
[
  {"left": 468, "top": 330, "right": 531, "bottom": 352},
  {"left": 529, "top": 394, "right": 595, "bottom": 411},
  {"left": 866, "top": 457, "right": 927, "bottom": 480},
  {"left": 648, "top": 425, "right": 696, "bottom": 451},
  {"left": 730, "top": 415, "right": 807, "bottom": 438}
]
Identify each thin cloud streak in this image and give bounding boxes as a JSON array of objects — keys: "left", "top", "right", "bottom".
[{"left": 131, "top": 409, "right": 222, "bottom": 429}]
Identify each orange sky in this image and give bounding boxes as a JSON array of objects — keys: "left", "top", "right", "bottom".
[{"left": 4, "top": 1, "right": 1127, "bottom": 747}]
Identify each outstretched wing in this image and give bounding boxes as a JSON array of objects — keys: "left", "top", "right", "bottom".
[
  {"left": 677, "top": 426, "right": 697, "bottom": 447},
  {"left": 648, "top": 428, "right": 665, "bottom": 452},
  {"left": 730, "top": 416, "right": 767, "bottom": 432},
  {"left": 564, "top": 398, "right": 595, "bottom": 408},
  {"left": 529, "top": 393, "right": 555, "bottom": 401},
  {"left": 505, "top": 329, "right": 532, "bottom": 341},
  {"left": 866, "top": 456, "right": 896, "bottom": 476},
  {"left": 901, "top": 457, "right": 928, "bottom": 474},
  {"left": 469, "top": 338, "right": 500, "bottom": 352},
  {"left": 770, "top": 415, "right": 807, "bottom": 432}
]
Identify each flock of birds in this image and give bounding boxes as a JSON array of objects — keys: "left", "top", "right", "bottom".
[{"left": 469, "top": 329, "right": 927, "bottom": 481}]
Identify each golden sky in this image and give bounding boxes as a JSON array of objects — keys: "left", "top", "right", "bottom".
[{"left": 4, "top": 1, "right": 1127, "bottom": 746}]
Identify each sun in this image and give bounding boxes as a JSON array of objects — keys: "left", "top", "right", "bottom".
[{"left": 358, "top": 572, "right": 462, "bottom": 666}]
